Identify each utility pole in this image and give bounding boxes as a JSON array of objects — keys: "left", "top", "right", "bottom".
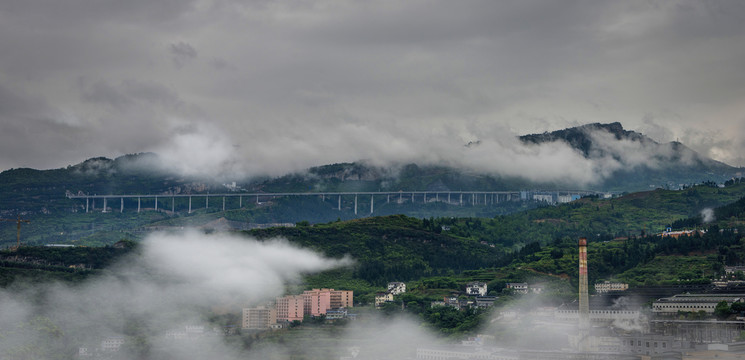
[{"left": 1, "top": 216, "right": 30, "bottom": 249}]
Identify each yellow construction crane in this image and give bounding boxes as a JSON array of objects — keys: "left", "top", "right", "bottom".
[{"left": 1, "top": 215, "right": 30, "bottom": 249}]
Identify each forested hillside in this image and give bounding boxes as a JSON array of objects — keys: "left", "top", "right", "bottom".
[
  {"left": 3, "top": 188, "right": 745, "bottom": 312},
  {"left": 436, "top": 182, "right": 745, "bottom": 247}
]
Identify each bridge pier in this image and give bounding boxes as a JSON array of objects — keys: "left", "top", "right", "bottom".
[
  {"left": 370, "top": 195, "right": 374, "bottom": 214},
  {"left": 424, "top": 193, "right": 427, "bottom": 203},
  {"left": 387, "top": 194, "right": 390, "bottom": 203},
  {"left": 354, "top": 194, "right": 358, "bottom": 215},
  {"left": 448, "top": 193, "right": 451, "bottom": 204},
  {"left": 222, "top": 197, "right": 225, "bottom": 211},
  {"left": 188, "top": 196, "right": 192, "bottom": 213},
  {"left": 460, "top": 193, "right": 463, "bottom": 206},
  {"left": 172, "top": 197, "right": 175, "bottom": 213},
  {"left": 121, "top": 198, "right": 124, "bottom": 213},
  {"left": 206, "top": 196, "right": 209, "bottom": 209},
  {"left": 338, "top": 195, "right": 341, "bottom": 211},
  {"left": 239, "top": 196, "right": 242, "bottom": 208},
  {"left": 137, "top": 197, "right": 141, "bottom": 213},
  {"left": 155, "top": 196, "right": 158, "bottom": 211},
  {"left": 102, "top": 197, "right": 107, "bottom": 213},
  {"left": 86, "top": 197, "right": 89, "bottom": 213},
  {"left": 92, "top": 198, "right": 95, "bottom": 211},
  {"left": 411, "top": 193, "right": 414, "bottom": 203}
]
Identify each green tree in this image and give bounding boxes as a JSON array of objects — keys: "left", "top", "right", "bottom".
[{"left": 715, "top": 301, "right": 732, "bottom": 320}]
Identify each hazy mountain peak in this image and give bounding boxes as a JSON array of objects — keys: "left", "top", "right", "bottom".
[{"left": 519, "top": 122, "right": 650, "bottom": 157}]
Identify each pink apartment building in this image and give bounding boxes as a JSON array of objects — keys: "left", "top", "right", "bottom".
[
  {"left": 329, "top": 289, "right": 353, "bottom": 309},
  {"left": 273, "top": 289, "right": 354, "bottom": 323},
  {"left": 303, "top": 288, "right": 354, "bottom": 316},
  {"left": 303, "top": 289, "right": 332, "bottom": 317},
  {"left": 276, "top": 295, "right": 304, "bottom": 322}
]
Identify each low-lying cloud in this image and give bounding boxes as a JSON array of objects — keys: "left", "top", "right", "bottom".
[
  {"left": 0, "top": 230, "right": 350, "bottom": 359},
  {"left": 701, "top": 208, "right": 716, "bottom": 223},
  {"left": 134, "top": 121, "right": 709, "bottom": 189}
]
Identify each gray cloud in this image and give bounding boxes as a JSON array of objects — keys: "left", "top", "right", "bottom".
[
  {"left": 1, "top": 0, "right": 744, "bottom": 176},
  {"left": 170, "top": 41, "right": 198, "bottom": 68}
]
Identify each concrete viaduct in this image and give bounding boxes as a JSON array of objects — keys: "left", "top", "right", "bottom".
[{"left": 66, "top": 190, "right": 600, "bottom": 216}]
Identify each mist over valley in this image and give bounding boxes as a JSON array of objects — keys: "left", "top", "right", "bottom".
[{"left": 3, "top": 0, "right": 745, "bottom": 358}]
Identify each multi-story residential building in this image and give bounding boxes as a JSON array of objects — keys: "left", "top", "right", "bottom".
[
  {"left": 101, "top": 337, "right": 125, "bottom": 352},
  {"left": 375, "top": 292, "right": 394, "bottom": 307},
  {"left": 475, "top": 296, "right": 498, "bottom": 308},
  {"left": 302, "top": 288, "right": 353, "bottom": 316},
  {"left": 466, "top": 282, "right": 488, "bottom": 296},
  {"left": 388, "top": 282, "right": 406, "bottom": 295},
  {"left": 725, "top": 266, "right": 745, "bottom": 275},
  {"left": 329, "top": 289, "right": 354, "bottom": 309},
  {"left": 594, "top": 281, "right": 629, "bottom": 293},
  {"left": 529, "top": 284, "right": 545, "bottom": 294},
  {"left": 325, "top": 308, "right": 353, "bottom": 321},
  {"left": 652, "top": 294, "right": 745, "bottom": 315},
  {"left": 242, "top": 305, "right": 277, "bottom": 330},
  {"left": 276, "top": 295, "right": 305, "bottom": 322},
  {"left": 303, "top": 289, "right": 332, "bottom": 317}
]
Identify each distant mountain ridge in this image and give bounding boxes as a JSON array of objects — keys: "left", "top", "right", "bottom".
[
  {"left": 1, "top": 122, "right": 744, "bottom": 247},
  {"left": 518, "top": 122, "right": 740, "bottom": 190},
  {"left": 0, "top": 122, "right": 741, "bottom": 216},
  {"left": 519, "top": 122, "right": 728, "bottom": 168}
]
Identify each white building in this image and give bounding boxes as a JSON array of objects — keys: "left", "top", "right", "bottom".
[
  {"left": 554, "top": 308, "right": 646, "bottom": 330},
  {"left": 164, "top": 329, "right": 188, "bottom": 340},
  {"left": 375, "top": 292, "right": 394, "bottom": 308},
  {"left": 101, "top": 337, "right": 125, "bottom": 352},
  {"left": 387, "top": 282, "right": 406, "bottom": 295},
  {"left": 557, "top": 195, "right": 574, "bottom": 203},
  {"left": 78, "top": 347, "right": 92, "bottom": 357},
  {"left": 594, "top": 281, "right": 629, "bottom": 293},
  {"left": 466, "top": 282, "right": 488, "bottom": 296},
  {"left": 532, "top": 194, "right": 554, "bottom": 203},
  {"left": 505, "top": 283, "right": 528, "bottom": 294}
]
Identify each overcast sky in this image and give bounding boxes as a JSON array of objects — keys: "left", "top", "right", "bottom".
[{"left": 1, "top": 0, "right": 744, "bottom": 179}]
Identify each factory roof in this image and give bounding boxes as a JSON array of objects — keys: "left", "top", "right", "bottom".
[{"left": 655, "top": 293, "right": 745, "bottom": 303}]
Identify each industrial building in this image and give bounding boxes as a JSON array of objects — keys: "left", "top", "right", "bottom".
[{"left": 652, "top": 294, "right": 745, "bottom": 315}]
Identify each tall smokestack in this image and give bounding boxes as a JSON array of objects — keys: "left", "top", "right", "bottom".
[{"left": 578, "top": 237, "right": 590, "bottom": 351}]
